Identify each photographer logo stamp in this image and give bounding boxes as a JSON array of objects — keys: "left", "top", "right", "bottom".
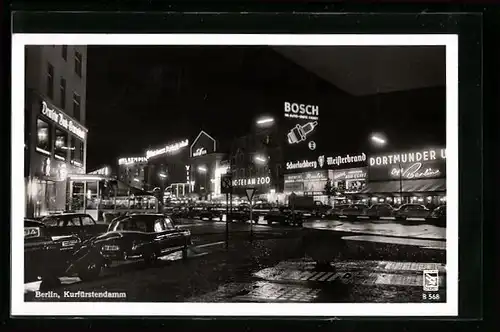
[{"left": 423, "top": 270, "right": 439, "bottom": 292}]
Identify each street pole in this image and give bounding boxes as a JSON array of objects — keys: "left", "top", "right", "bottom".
[
  {"left": 399, "top": 163, "right": 403, "bottom": 205},
  {"left": 225, "top": 192, "right": 229, "bottom": 250},
  {"left": 250, "top": 200, "right": 253, "bottom": 241}
]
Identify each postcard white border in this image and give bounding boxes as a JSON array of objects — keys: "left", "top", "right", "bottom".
[{"left": 11, "top": 34, "right": 459, "bottom": 317}]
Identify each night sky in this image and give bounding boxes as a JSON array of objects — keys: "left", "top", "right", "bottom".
[{"left": 86, "top": 46, "right": 446, "bottom": 171}]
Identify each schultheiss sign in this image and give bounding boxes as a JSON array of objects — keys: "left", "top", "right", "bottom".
[
  {"left": 41, "top": 100, "right": 87, "bottom": 140},
  {"left": 368, "top": 148, "right": 446, "bottom": 181}
]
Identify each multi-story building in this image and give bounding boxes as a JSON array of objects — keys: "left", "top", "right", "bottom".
[
  {"left": 117, "top": 156, "right": 148, "bottom": 190},
  {"left": 25, "top": 45, "right": 88, "bottom": 217},
  {"left": 188, "top": 131, "right": 227, "bottom": 200},
  {"left": 228, "top": 117, "right": 285, "bottom": 202}
]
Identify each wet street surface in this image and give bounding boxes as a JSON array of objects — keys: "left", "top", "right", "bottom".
[{"left": 25, "top": 218, "right": 446, "bottom": 303}]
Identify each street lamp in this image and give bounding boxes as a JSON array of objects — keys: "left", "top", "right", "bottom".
[
  {"left": 254, "top": 155, "right": 267, "bottom": 164},
  {"left": 371, "top": 134, "right": 386, "bottom": 146},
  {"left": 256, "top": 117, "right": 274, "bottom": 126},
  {"left": 369, "top": 134, "right": 404, "bottom": 205}
]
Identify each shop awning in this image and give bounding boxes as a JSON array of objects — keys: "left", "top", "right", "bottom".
[
  {"left": 112, "top": 180, "right": 152, "bottom": 197},
  {"left": 360, "top": 179, "right": 446, "bottom": 194}
]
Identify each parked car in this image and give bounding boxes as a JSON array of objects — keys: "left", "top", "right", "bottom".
[
  {"left": 324, "top": 204, "right": 350, "bottom": 219},
  {"left": 38, "top": 213, "right": 108, "bottom": 242},
  {"left": 340, "top": 204, "right": 370, "bottom": 220},
  {"left": 252, "top": 203, "right": 274, "bottom": 219},
  {"left": 394, "top": 204, "right": 431, "bottom": 220},
  {"left": 366, "top": 203, "right": 395, "bottom": 219},
  {"left": 67, "top": 214, "right": 192, "bottom": 281},
  {"left": 265, "top": 206, "right": 305, "bottom": 226},
  {"left": 429, "top": 205, "right": 446, "bottom": 224},
  {"left": 198, "top": 205, "right": 223, "bottom": 220},
  {"left": 24, "top": 219, "right": 80, "bottom": 286},
  {"left": 227, "top": 206, "right": 259, "bottom": 223}
]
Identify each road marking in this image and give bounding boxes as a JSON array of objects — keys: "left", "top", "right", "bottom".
[
  {"left": 307, "top": 272, "right": 326, "bottom": 281},
  {"left": 318, "top": 272, "right": 334, "bottom": 281},
  {"left": 194, "top": 241, "right": 225, "bottom": 249}
]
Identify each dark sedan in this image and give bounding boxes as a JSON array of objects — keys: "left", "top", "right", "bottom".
[
  {"left": 24, "top": 219, "right": 79, "bottom": 287},
  {"left": 67, "top": 214, "right": 191, "bottom": 281},
  {"left": 265, "top": 207, "right": 305, "bottom": 226},
  {"left": 340, "top": 204, "right": 370, "bottom": 220},
  {"left": 38, "top": 213, "right": 108, "bottom": 242},
  {"left": 429, "top": 205, "right": 446, "bottom": 225},
  {"left": 198, "top": 205, "right": 224, "bottom": 221},
  {"left": 366, "top": 203, "right": 395, "bottom": 219}
]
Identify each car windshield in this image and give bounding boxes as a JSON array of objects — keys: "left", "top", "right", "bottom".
[{"left": 115, "top": 219, "right": 150, "bottom": 232}]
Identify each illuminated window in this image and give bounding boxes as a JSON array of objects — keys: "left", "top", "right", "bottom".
[
  {"left": 61, "top": 45, "right": 67, "bottom": 60},
  {"left": 73, "top": 92, "right": 81, "bottom": 121},
  {"left": 47, "top": 63, "right": 54, "bottom": 99},
  {"left": 70, "top": 136, "right": 83, "bottom": 166},
  {"left": 36, "top": 118, "right": 51, "bottom": 155},
  {"left": 54, "top": 128, "right": 68, "bottom": 161},
  {"left": 74, "top": 51, "right": 82, "bottom": 77},
  {"left": 60, "top": 78, "right": 66, "bottom": 109}
]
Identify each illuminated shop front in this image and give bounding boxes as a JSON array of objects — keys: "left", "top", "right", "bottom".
[
  {"left": 361, "top": 147, "right": 447, "bottom": 206},
  {"left": 25, "top": 97, "right": 88, "bottom": 217},
  {"left": 283, "top": 152, "right": 368, "bottom": 204},
  {"left": 284, "top": 170, "right": 329, "bottom": 203},
  {"left": 330, "top": 167, "right": 367, "bottom": 193},
  {"left": 188, "top": 131, "right": 227, "bottom": 200}
]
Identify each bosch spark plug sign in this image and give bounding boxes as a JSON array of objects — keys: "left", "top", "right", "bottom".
[{"left": 283, "top": 101, "right": 322, "bottom": 163}]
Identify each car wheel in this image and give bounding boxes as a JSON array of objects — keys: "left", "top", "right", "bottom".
[
  {"left": 143, "top": 251, "right": 158, "bottom": 265},
  {"left": 78, "top": 262, "right": 103, "bottom": 281},
  {"left": 39, "top": 275, "right": 61, "bottom": 291}
]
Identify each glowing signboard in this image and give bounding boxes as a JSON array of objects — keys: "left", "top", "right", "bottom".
[
  {"left": 286, "top": 153, "right": 367, "bottom": 171},
  {"left": 331, "top": 168, "right": 367, "bottom": 181},
  {"left": 284, "top": 102, "right": 319, "bottom": 121},
  {"left": 118, "top": 157, "right": 148, "bottom": 165},
  {"left": 41, "top": 101, "right": 87, "bottom": 140},
  {"left": 327, "top": 153, "right": 367, "bottom": 167},
  {"left": 286, "top": 160, "right": 318, "bottom": 170},
  {"left": 369, "top": 148, "right": 446, "bottom": 166},
  {"left": 193, "top": 148, "right": 207, "bottom": 157},
  {"left": 390, "top": 162, "right": 441, "bottom": 179},
  {"left": 368, "top": 148, "right": 446, "bottom": 181},
  {"left": 146, "top": 139, "right": 189, "bottom": 159},
  {"left": 232, "top": 176, "right": 271, "bottom": 187},
  {"left": 190, "top": 131, "right": 216, "bottom": 158}
]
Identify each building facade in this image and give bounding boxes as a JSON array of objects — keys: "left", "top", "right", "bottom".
[
  {"left": 117, "top": 156, "right": 148, "bottom": 190},
  {"left": 188, "top": 131, "right": 227, "bottom": 200},
  {"left": 361, "top": 147, "right": 447, "bottom": 207},
  {"left": 25, "top": 45, "right": 88, "bottom": 217},
  {"left": 144, "top": 138, "right": 190, "bottom": 194},
  {"left": 228, "top": 122, "right": 285, "bottom": 202}
]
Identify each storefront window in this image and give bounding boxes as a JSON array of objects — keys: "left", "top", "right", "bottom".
[
  {"left": 70, "top": 136, "right": 84, "bottom": 166},
  {"left": 36, "top": 118, "right": 51, "bottom": 155},
  {"left": 54, "top": 128, "right": 68, "bottom": 161}
]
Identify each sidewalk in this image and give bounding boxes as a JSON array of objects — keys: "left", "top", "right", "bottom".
[{"left": 26, "top": 236, "right": 305, "bottom": 302}]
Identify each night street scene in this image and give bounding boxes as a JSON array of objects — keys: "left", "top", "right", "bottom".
[{"left": 22, "top": 44, "right": 448, "bottom": 305}]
